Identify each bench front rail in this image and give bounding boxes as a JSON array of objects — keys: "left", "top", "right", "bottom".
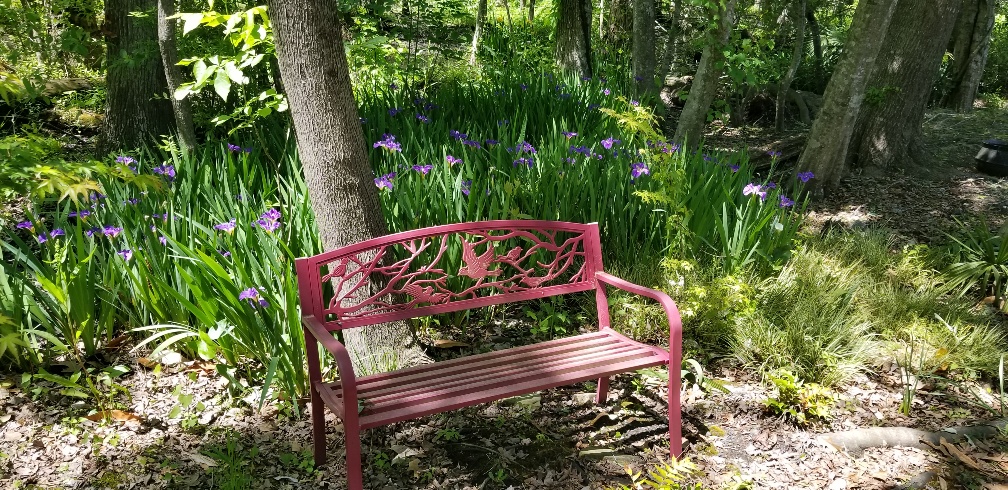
[{"left": 295, "top": 221, "right": 683, "bottom": 490}]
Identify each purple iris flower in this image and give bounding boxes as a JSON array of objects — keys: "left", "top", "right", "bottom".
[
  {"left": 569, "top": 145, "right": 590, "bottom": 155},
  {"left": 238, "top": 287, "right": 269, "bottom": 308},
  {"left": 123, "top": 198, "right": 139, "bottom": 205},
  {"left": 219, "top": 249, "right": 231, "bottom": 257},
  {"left": 484, "top": 139, "right": 498, "bottom": 146},
  {"left": 730, "top": 164, "right": 740, "bottom": 173},
  {"left": 159, "top": 236, "right": 167, "bottom": 245},
  {"left": 780, "top": 196, "right": 795, "bottom": 208},
  {"left": 564, "top": 157, "right": 576, "bottom": 164},
  {"left": 16, "top": 221, "right": 32, "bottom": 230},
  {"left": 103, "top": 226, "right": 123, "bottom": 238},
  {"left": 562, "top": 131, "right": 577, "bottom": 139},
  {"left": 463, "top": 139, "right": 481, "bottom": 149},
  {"left": 389, "top": 82, "right": 398, "bottom": 90},
  {"left": 603, "top": 88, "right": 611, "bottom": 96},
  {"left": 461, "top": 179, "right": 472, "bottom": 196},
  {"left": 227, "top": 143, "right": 242, "bottom": 152},
  {"left": 520, "top": 84, "right": 528, "bottom": 91},
  {"left": 630, "top": 162, "right": 650, "bottom": 182},
  {"left": 116, "top": 156, "right": 137, "bottom": 173},
  {"left": 766, "top": 181, "right": 777, "bottom": 189},
  {"left": 388, "top": 107, "right": 402, "bottom": 116},
  {"left": 69, "top": 210, "right": 91, "bottom": 219},
  {"left": 255, "top": 209, "right": 281, "bottom": 232},
  {"left": 497, "top": 120, "right": 509, "bottom": 127},
  {"left": 85, "top": 227, "right": 100, "bottom": 237},
  {"left": 36, "top": 234, "right": 47, "bottom": 244},
  {"left": 416, "top": 114, "right": 429, "bottom": 123},
  {"left": 153, "top": 164, "right": 176, "bottom": 181},
  {"left": 601, "top": 137, "right": 620, "bottom": 150},
  {"left": 215, "top": 219, "right": 237, "bottom": 233},
  {"left": 797, "top": 171, "right": 815, "bottom": 183},
  {"left": 118, "top": 249, "right": 133, "bottom": 261},
  {"left": 449, "top": 130, "right": 468, "bottom": 140},
  {"left": 373, "top": 134, "right": 402, "bottom": 152},
  {"left": 50, "top": 229, "right": 65, "bottom": 238},
  {"left": 412, "top": 164, "right": 433, "bottom": 175},
  {"left": 374, "top": 172, "right": 396, "bottom": 190},
  {"left": 768, "top": 150, "right": 782, "bottom": 159},
  {"left": 743, "top": 183, "right": 767, "bottom": 201},
  {"left": 446, "top": 155, "right": 462, "bottom": 166},
  {"left": 631, "top": 100, "right": 639, "bottom": 106},
  {"left": 513, "top": 157, "right": 534, "bottom": 168}
]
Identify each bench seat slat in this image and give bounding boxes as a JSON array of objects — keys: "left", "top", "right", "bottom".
[
  {"left": 352, "top": 334, "right": 625, "bottom": 396},
  {"left": 316, "top": 331, "right": 668, "bottom": 429},
  {"left": 361, "top": 343, "right": 644, "bottom": 404}
]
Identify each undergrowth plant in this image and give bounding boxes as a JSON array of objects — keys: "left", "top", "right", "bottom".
[
  {"left": 763, "top": 369, "right": 835, "bottom": 425},
  {"left": 944, "top": 219, "right": 1008, "bottom": 306}
]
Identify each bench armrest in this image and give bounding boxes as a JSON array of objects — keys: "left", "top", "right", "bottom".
[
  {"left": 595, "top": 271, "right": 683, "bottom": 366},
  {"left": 302, "top": 315, "right": 359, "bottom": 415}
]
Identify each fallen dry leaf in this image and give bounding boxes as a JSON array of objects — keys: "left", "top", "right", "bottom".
[
  {"left": 939, "top": 437, "right": 983, "bottom": 471},
  {"left": 137, "top": 357, "right": 158, "bottom": 369},
  {"left": 85, "top": 410, "right": 144, "bottom": 424},
  {"left": 433, "top": 339, "right": 470, "bottom": 349}
]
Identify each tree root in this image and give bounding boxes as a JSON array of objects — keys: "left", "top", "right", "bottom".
[{"left": 820, "top": 418, "right": 1008, "bottom": 455}]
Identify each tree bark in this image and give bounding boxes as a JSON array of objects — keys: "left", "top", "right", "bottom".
[
  {"left": 529, "top": 0, "right": 536, "bottom": 21},
  {"left": 632, "top": 0, "right": 656, "bottom": 90},
  {"left": 469, "top": 0, "right": 488, "bottom": 66},
  {"left": 100, "top": 0, "right": 176, "bottom": 154},
  {"left": 848, "top": 0, "right": 964, "bottom": 171},
  {"left": 776, "top": 0, "right": 806, "bottom": 132},
  {"left": 555, "top": 0, "right": 593, "bottom": 78},
  {"left": 659, "top": 0, "right": 682, "bottom": 79},
  {"left": 794, "top": 0, "right": 899, "bottom": 194},
  {"left": 157, "top": 0, "right": 196, "bottom": 151},
  {"left": 942, "top": 0, "right": 996, "bottom": 112},
  {"left": 607, "top": 0, "right": 632, "bottom": 49},
  {"left": 672, "top": 0, "right": 736, "bottom": 149},
  {"left": 268, "top": 0, "right": 429, "bottom": 373}
]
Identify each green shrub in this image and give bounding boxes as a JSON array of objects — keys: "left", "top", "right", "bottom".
[
  {"left": 732, "top": 245, "right": 878, "bottom": 386},
  {"left": 763, "top": 369, "right": 835, "bottom": 425},
  {"left": 944, "top": 219, "right": 1008, "bottom": 305}
]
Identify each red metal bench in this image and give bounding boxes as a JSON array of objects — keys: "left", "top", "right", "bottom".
[{"left": 295, "top": 220, "right": 683, "bottom": 489}]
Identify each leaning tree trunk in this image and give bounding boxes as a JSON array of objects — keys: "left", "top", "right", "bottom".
[
  {"left": 776, "top": 0, "right": 806, "bottom": 132},
  {"left": 632, "top": 0, "right": 656, "bottom": 91},
  {"left": 555, "top": 0, "right": 593, "bottom": 78},
  {"left": 469, "top": 0, "right": 488, "bottom": 66},
  {"left": 101, "top": 0, "right": 176, "bottom": 154},
  {"left": 672, "top": 0, "right": 735, "bottom": 149},
  {"left": 848, "top": 0, "right": 964, "bottom": 171},
  {"left": 806, "top": 8, "right": 824, "bottom": 87},
  {"left": 268, "top": 0, "right": 429, "bottom": 373},
  {"left": 659, "top": 0, "right": 683, "bottom": 78},
  {"left": 942, "top": 0, "right": 996, "bottom": 112},
  {"left": 157, "top": 0, "right": 196, "bottom": 151},
  {"left": 794, "top": 0, "right": 898, "bottom": 194}
]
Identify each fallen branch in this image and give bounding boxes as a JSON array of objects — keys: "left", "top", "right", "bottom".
[{"left": 820, "top": 418, "right": 1008, "bottom": 455}]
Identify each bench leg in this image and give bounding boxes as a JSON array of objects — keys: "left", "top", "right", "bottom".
[
  {"left": 311, "top": 387, "right": 327, "bottom": 466},
  {"left": 345, "top": 424, "right": 364, "bottom": 490},
  {"left": 595, "top": 376, "right": 609, "bottom": 404},
  {"left": 669, "top": 369, "right": 682, "bottom": 458}
]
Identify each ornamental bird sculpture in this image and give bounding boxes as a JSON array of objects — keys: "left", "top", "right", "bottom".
[
  {"left": 458, "top": 237, "right": 501, "bottom": 279},
  {"left": 401, "top": 283, "right": 450, "bottom": 305}
]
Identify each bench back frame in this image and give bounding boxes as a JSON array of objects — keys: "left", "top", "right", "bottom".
[{"left": 295, "top": 220, "right": 606, "bottom": 332}]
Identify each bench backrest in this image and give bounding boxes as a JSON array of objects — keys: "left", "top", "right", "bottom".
[{"left": 295, "top": 220, "right": 605, "bottom": 331}]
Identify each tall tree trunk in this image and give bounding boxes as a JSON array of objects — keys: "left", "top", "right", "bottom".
[
  {"left": 806, "top": 8, "right": 823, "bottom": 87},
  {"left": 470, "top": 0, "right": 488, "bottom": 66},
  {"left": 608, "top": 0, "right": 632, "bottom": 48},
  {"left": 529, "top": 0, "right": 536, "bottom": 21},
  {"left": 556, "top": 0, "right": 593, "bottom": 78},
  {"left": 776, "top": 0, "right": 806, "bottom": 131},
  {"left": 268, "top": 0, "right": 429, "bottom": 373},
  {"left": 942, "top": 0, "right": 996, "bottom": 112},
  {"left": 157, "top": 0, "right": 196, "bottom": 151},
  {"left": 632, "top": 0, "right": 656, "bottom": 90},
  {"left": 795, "top": 0, "right": 898, "bottom": 194},
  {"left": 672, "top": 0, "right": 735, "bottom": 149},
  {"left": 848, "top": 0, "right": 964, "bottom": 171},
  {"left": 101, "top": 0, "right": 176, "bottom": 154},
  {"left": 659, "top": 0, "right": 683, "bottom": 78}
]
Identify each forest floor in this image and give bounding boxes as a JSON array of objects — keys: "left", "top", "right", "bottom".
[{"left": 3, "top": 105, "right": 1008, "bottom": 490}]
